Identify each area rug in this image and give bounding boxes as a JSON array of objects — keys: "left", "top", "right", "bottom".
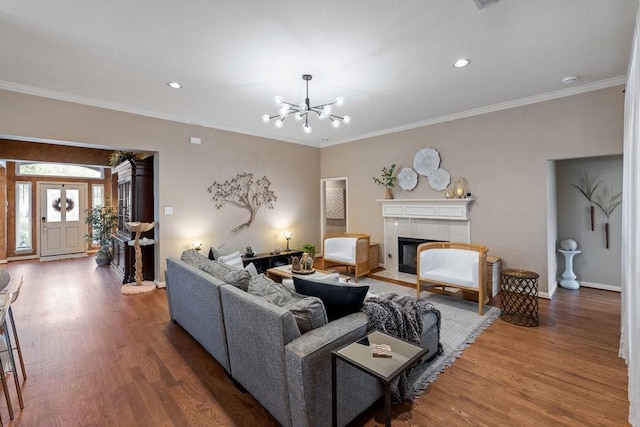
[{"left": 359, "top": 276, "right": 501, "bottom": 400}]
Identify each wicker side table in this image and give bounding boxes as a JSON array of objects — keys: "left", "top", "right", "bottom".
[{"left": 500, "top": 269, "right": 539, "bottom": 327}]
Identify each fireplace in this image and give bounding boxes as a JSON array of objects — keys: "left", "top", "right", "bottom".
[{"left": 398, "top": 237, "right": 444, "bottom": 274}]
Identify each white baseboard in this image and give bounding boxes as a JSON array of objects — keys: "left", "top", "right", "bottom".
[
  {"left": 580, "top": 281, "right": 621, "bottom": 292},
  {"left": 538, "top": 291, "right": 552, "bottom": 300},
  {"left": 7, "top": 254, "right": 39, "bottom": 262},
  {"left": 39, "top": 253, "right": 87, "bottom": 262}
]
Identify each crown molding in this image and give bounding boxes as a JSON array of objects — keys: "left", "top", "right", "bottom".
[{"left": 323, "top": 76, "right": 628, "bottom": 147}]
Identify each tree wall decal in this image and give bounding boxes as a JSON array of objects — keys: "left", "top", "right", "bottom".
[{"left": 207, "top": 172, "right": 277, "bottom": 234}]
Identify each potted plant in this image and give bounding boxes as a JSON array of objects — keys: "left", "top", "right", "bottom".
[
  {"left": 109, "top": 150, "right": 139, "bottom": 167},
  {"left": 301, "top": 242, "right": 316, "bottom": 259},
  {"left": 85, "top": 200, "right": 118, "bottom": 265},
  {"left": 372, "top": 164, "right": 397, "bottom": 199}
]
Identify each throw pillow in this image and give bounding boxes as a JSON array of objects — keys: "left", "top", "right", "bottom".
[
  {"left": 181, "top": 249, "right": 213, "bottom": 270},
  {"left": 224, "top": 269, "right": 251, "bottom": 291},
  {"left": 218, "top": 251, "right": 244, "bottom": 270},
  {"left": 285, "top": 296, "right": 327, "bottom": 334},
  {"left": 247, "top": 274, "right": 327, "bottom": 333},
  {"left": 209, "top": 244, "right": 234, "bottom": 260},
  {"left": 244, "top": 262, "right": 259, "bottom": 277},
  {"left": 293, "top": 277, "right": 369, "bottom": 322}
]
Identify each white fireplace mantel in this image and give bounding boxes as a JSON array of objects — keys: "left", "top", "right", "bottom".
[{"left": 376, "top": 198, "right": 474, "bottom": 221}]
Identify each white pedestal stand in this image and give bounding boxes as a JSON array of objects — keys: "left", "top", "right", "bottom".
[{"left": 558, "top": 249, "right": 581, "bottom": 290}]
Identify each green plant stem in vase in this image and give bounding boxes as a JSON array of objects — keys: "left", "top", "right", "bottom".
[
  {"left": 572, "top": 171, "right": 601, "bottom": 232},
  {"left": 301, "top": 243, "right": 315, "bottom": 259},
  {"left": 372, "top": 164, "right": 396, "bottom": 199},
  {"left": 593, "top": 186, "right": 622, "bottom": 249}
]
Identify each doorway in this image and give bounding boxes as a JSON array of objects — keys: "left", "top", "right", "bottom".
[
  {"left": 320, "top": 177, "right": 348, "bottom": 244},
  {"left": 38, "top": 182, "right": 87, "bottom": 258}
]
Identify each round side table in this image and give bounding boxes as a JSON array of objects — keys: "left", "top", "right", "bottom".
[
  {"left": 558, "top": 249, "right": 581, "bottom": 290},
  {"left": 500, "top": 269, "right": 539, "bottom": 327}
]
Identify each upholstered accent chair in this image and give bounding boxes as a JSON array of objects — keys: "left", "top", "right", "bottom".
[
  {"left": 322, "top": 233, "right": 370, "bottom": 282},
  {"left": 416, "top": 242, "right": 489, "bottom": 315}
]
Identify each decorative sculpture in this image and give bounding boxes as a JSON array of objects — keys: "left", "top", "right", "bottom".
[{"left": 122, "top": 221, "right": 155, "bottom": 295}]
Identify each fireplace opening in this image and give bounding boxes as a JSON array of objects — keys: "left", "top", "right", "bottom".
[{"left": 398, "top": 237, "right": 445, "bottom": 274}]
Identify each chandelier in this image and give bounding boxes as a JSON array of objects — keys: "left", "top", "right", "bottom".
[{"left": 262, "top": 74, "right": 350, "bottom": 134}]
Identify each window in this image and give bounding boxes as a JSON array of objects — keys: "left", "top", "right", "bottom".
[
  {"left": 92, "top": 184, "right": 104, "bottom": 208},
  {"left": 17, "top": 162, "right": 103, "bottom": 179},
  {"left": 16, "top": 182, "right": 32, "bottom": 251}
]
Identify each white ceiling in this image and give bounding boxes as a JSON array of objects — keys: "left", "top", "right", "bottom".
[{"left": 0, "top": 0, "right": 636, "bottom": 147}]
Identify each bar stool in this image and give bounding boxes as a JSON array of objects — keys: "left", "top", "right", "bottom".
[
  {"left": 2, "top": 277, "right": 26, "bottom": 382},
  {"left": 0, "top": 291, "right": 23, "bottom": 420}
]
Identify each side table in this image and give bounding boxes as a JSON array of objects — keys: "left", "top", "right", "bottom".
[
  {"left": 558, "top": 249, "right": 582, "bottom": 290},
  {"left": 500, "top": 269, "right": 539, "bottom": 327},
  {"left": 332, "top": 331, "right": 427, "bottom": 427}
]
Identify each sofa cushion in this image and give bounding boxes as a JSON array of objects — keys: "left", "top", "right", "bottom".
[
  {"left": 248, "top": 274, "right": 328, "bottom": 333},
  {"left": 422, "top": 267, "right": 476, "bottom": 288},
  {"left": 293, "top": 277, "right": 369, "bottom": 321},
  {"left": 224, "top": 269, "right": 251, "bottom": 291}
]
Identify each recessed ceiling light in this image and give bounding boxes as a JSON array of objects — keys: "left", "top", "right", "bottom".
[
  {"left": 561, "top": 76, "right": 578, "bottom": 85},
  {"left": 167, "top": 81, "right": 182, "bottom": 89},
  {"left": 453, "top": 58, "right": 471, "bottom": 68}
]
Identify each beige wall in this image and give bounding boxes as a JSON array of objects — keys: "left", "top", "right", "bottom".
[
  {"left": 0, "top": 90, "right": 321, "bottom": 280},
  {"left": 321, "top": 86, "right": 624, "bottom": 294}
]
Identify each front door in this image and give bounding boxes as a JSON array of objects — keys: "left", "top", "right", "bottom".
[{"left": 40, "top": 183, "right": 86, "bottom": 257}]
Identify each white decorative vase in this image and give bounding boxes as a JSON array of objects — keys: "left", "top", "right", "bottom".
[{"left": 560, "top": 239, "right": 578, "bottom": 251}]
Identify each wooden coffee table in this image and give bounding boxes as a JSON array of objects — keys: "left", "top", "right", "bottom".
[{"left": 266, "top": 264, "right": 350, "bottom": 283}]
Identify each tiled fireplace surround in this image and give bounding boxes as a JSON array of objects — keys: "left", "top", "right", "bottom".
[{"left": 378, "top": 199, "right": 473, "bottom": 272}]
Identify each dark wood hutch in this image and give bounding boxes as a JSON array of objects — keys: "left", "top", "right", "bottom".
[{"left": 111, "top": 156, "right": 155, "bottom": 283}]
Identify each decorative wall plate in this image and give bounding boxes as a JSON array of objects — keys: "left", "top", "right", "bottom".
[
  {"left": 428, "top": 168, "right": 451, "bottom": 191},
  {"left": 397, "top": 167, "right": 418, "bottom": 191},
  {"left": 413, "top": 148, "right": 441, "bottom": 176}
]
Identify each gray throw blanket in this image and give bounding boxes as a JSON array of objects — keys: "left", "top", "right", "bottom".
[{"left": 361, "top": 292, "right": 442, "bottom": 402}]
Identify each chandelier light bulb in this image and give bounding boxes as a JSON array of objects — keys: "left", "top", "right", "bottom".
[
  {"left": 279, "top": 106, "right": 289, "bottom": 117},
  {"left": 318, "top": 112, "right": 326, "bottom": 120},
  {"left": 262, "top": 114, "right": 270, "bottom": 123},
  {"left": 275, "top": 119, "right": 284, "bottom": 128},
  {"left": 274, "top": 96, "right": 283, "bottom": 106},
  {"left": 323, "top": 105, "right": 332, "bottom": 115},
  {"left": 301, "top": 102, "right": 308, "bottom": 111},
  {"left": 331, "top": 120, "right": 341, "bottom": 128},
  {"left": 335, "top": 96, "right": 345, "bottom": 106},
  {"left": 294, "top": 112, "right": 303, "bottom": 121},
  {"left": 303, "top": 123, "right": 312, "bottom": 134},
  {"left": 343, "top": 115, "right": 351, "bottom": 124}
]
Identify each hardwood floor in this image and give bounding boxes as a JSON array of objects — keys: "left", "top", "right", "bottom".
[{"left": 0, "top": 258, "right": 629, "bottom": 426}]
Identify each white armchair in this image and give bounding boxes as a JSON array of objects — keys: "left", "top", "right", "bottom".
[
  {"left": 321, "top": 233, "right": 370, "bottom": 282},
  {"left": 416, "top": 242, "right": 488, "bottom": 315}
]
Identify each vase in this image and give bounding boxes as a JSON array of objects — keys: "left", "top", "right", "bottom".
[
  {"left": 385, "top": 187, "right": 393, "bottom": 200},
  {"left": 300, "top": 252, "right": 314, "bottom": 271}
]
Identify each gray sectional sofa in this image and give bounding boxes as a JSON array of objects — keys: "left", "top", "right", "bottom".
[{"left": 165, "top": 255, "right": 440, "bottom": 427}]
